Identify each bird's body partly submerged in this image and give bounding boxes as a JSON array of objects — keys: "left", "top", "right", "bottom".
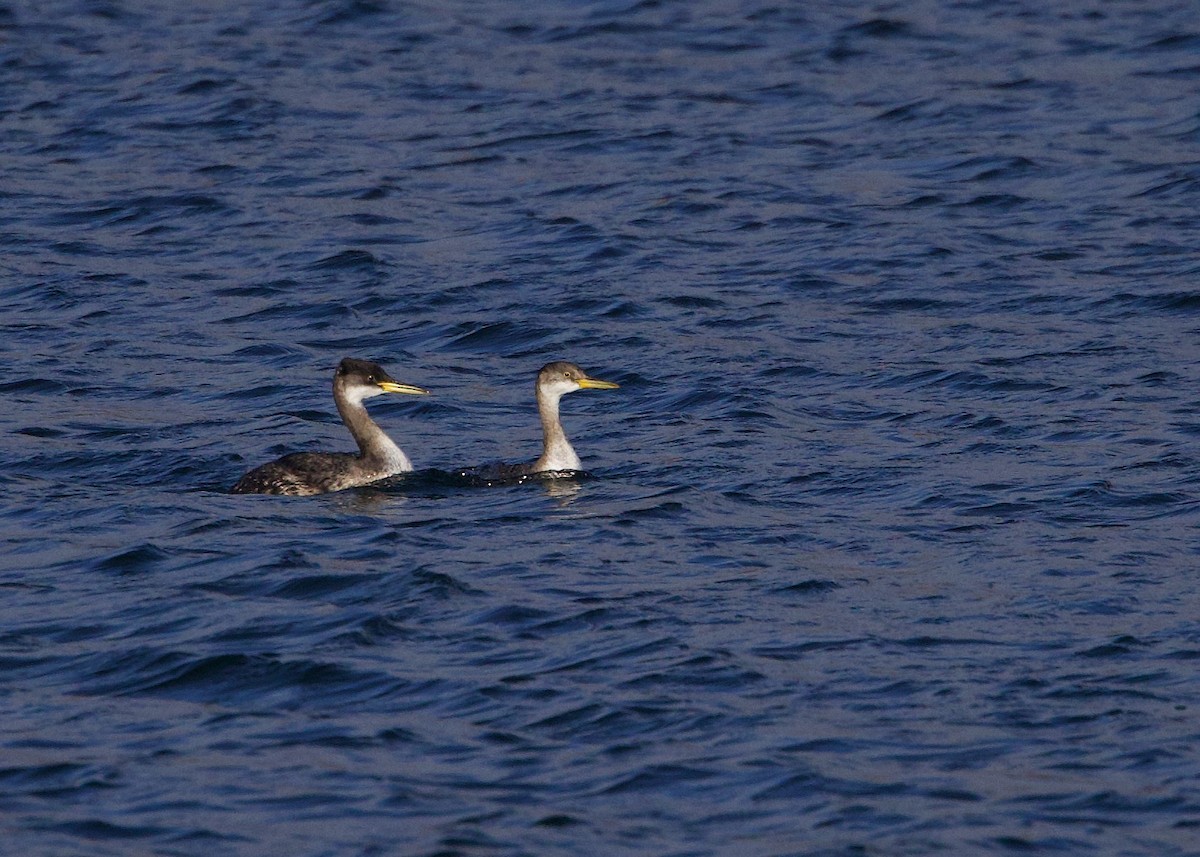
[
  {"left": 463, "top": 361, "right": 618, "bottom": 482},
  {"left": 231, "top": 358, "right": 428, "bottom": 496}
]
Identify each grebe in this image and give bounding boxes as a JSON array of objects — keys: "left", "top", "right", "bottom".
[
  {"left": 231, "top": 358, "right": 428, "bottom": 496},
  {"left": 465, "top": 361, "right": 618, "bottom": 480}
]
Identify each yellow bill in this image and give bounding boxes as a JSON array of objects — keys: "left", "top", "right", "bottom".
[{"left": 377, "top": 380, "right": 429, "bottom": 395}]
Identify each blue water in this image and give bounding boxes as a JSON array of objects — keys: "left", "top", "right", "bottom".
[{"left": 3, "top": 1, "right": 1200, "bottom": 854}]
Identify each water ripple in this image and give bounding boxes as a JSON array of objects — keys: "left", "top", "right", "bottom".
[{"left": 3, "top": 2, "right": 1200, "bottom": 855}]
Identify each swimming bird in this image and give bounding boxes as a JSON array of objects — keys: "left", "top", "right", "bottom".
[
  {"left": 467, "top": 361, "right": 619, "bottom": 480},
  {"left": 231, "top": 358, "right": 428, "bottom": 496}
]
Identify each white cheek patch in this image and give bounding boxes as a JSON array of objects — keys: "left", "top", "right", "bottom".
[
  {"left": 343, "top": 384, "right": 382, "bottom": 406},
  {"left": 548, "top": 379, "right": 579, "bottom": 397}
]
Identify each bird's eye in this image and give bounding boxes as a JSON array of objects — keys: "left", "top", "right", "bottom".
[{"left": 367, "top": 375, "right": 375, "bottom": 383}]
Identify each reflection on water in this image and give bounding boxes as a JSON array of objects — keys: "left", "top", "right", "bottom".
[{"left": 540, "top": 475, "right": 583, "bottom": 504}]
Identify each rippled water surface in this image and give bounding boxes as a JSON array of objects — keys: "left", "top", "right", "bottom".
[{"left": 3, "top": 1, "right": 1200, "bottom": 854}]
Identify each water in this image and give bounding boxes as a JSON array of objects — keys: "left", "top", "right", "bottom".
[{"left": 2, "top": 1, "right": 1200, "bottom": 854}]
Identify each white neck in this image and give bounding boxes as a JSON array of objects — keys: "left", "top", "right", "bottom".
[{"left": 534, "top": 386, "right": 581, "bottom": 472}]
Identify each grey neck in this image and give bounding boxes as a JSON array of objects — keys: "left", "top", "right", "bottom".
[{"left": 335, "top": 386, "right": 412, "bottom": 472}]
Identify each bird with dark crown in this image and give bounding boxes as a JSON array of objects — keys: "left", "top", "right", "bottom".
[{"left": 231, "top": 358, "right": 428, "bottom": 496}]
